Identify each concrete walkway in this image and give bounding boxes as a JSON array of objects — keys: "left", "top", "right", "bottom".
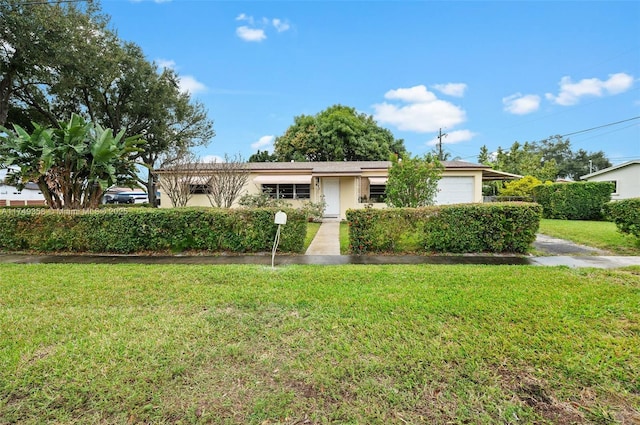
[{"left": 305, "top": 220, "right": 341, "bottom": 256}]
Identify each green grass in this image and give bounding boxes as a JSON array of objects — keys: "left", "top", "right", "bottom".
[
  {"left": 340, "top": 221, "right": 349, "bottom": 254},
  {"left": 1, "top": 264, "right": 639, "bottom": 424},
  {"left": 304, "top": 222, "right": 322, "bottom": 251},
  {"left": 539, "top": 219, "right": 640, "bottom": 255}
]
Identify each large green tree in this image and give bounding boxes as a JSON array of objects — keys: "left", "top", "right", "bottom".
[
  {"left": 270, "top": 105, "right": 406, "bottom": 162},
  {"left": 0, "top": 0, "right": 107, "bottom": 126},
  {"left": 1, "top": 1, "right": 215, "bottom": 206},
  {"left": 0, "top": 114, "right": 143, "bottom": 209},
  {"left": 385, "top": 154, "right": 443, "bottom": 208}
]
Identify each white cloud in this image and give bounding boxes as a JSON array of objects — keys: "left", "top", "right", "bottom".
[
  {"left": 235, "top": 13, "right": 290, "bottom": 42},
  {"left": 372, "top": 85, "right": 466, "bottom": 133},
  {"left": 251, "top": 135, "right": 275, "bottom": 150},
  {"left": 236, "top": 26, "right": 266, "bottom": 42},
  {"left": 272, "top": 18, "right": 290, "bottom": 32},
  {"left": 426, "top": 129, "right": 477, "bottom": 146},
  {"left": 178, "top": 75, "right": 207, "bottom": 95},
  {"left": 545, "top": 72, "right": 634, "bottom": 106},
  {"left": 503, "top": 93, "right": 541, "bottom": 115},
  {"left": 432, "top": 83, "right": 467, "bottom": 97},
  {"left": 156, "top": 58, "right": 176, "bottom": 70}
]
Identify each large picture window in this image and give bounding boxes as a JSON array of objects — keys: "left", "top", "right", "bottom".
[{"left": 262, "top": 184, "right": 311, "bottom": 199}]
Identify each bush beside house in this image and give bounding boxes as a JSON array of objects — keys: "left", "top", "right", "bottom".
[
  {"left": 0, "top": 208, "right": 306, "bottom": 254},
  {"left": 603, "top": 198, "right": 640, "bottom": 239},
  {"left": 533, "top": 182, "right": 614, "bottom": 220},
  {"left": 347, "top": 203, "right": 542, "bottom": 254}
]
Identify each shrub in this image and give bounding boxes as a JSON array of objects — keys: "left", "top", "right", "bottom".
[
  {"left": 499, "top": 175, "right": 548, "bottom": 199},
  {"left": 347, "top": 203, "right": 542, "bottom": 254},
  {"left": 603, "top": 198, "right": 640, "bottom": 239},
  {"left": 0, "top": 207, "right": 306, "bottom": 254},
  {"left": 533, "top": 182, "right": 614, "bottom": 220}
]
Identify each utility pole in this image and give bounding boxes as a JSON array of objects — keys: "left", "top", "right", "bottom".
[{"left": 437, "top": 128, "right": 447, "bottom": 161}]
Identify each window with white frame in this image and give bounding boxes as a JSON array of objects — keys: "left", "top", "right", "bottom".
[{"left": 262, "top": 184, "right": 311, "bottom": 199}]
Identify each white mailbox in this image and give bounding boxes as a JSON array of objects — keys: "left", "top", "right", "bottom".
[{"left": 274, "top": 211, "right": 287, "bottom": 225}]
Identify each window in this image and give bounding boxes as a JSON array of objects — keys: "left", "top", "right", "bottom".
[
  {"left": 262, "top": 183, "right": 310, "bottom": 199},
  {"left": 369, "top": 184, "right": 386, "bottom": 203},
  {"left": 605, "top": 180, "right": 618, "bottom": 194},
  {"left": 189, "top": 184, "right": 211, "bottom": 194}
]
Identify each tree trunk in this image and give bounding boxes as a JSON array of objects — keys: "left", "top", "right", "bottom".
[{"left": 0, "top": 75, "right": 13, "bottom": 126}]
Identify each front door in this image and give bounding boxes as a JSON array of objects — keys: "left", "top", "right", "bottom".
[{"left": 322, "top": 178, "right": 340, "bottom": 217}]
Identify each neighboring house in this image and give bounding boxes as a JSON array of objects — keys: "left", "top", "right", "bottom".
[
  {"left": 157, "top": 160, "right": 519, "bottom": 220},
  {"left": 581, "top": 160, "right": 640, "bottom": 200},
  {"left": 0, "top": 168, "right": 47, "bottom": 207}
]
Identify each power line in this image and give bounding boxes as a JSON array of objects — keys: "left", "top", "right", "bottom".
[{"left": 559, "top": 116, "right": 640, "bottom": 138}]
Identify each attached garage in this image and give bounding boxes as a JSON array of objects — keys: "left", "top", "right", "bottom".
[{"left": 436, "top": 176, "right": 475, "bottom": 205}]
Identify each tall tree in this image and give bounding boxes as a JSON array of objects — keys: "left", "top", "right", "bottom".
[
  {"left": 1, "top": 1, "right": 215, "bottom": 206},
  {"left": 0, "top": 0, "right": 107, "bottom": 126},
  {"left": 270, "top": 105, "right": 406, "bottom": 162},
  {"left": 385, "top": 154, "right": 443, "bottom": 208},
  {"left": 0, "top": 114, "right": 143, "bottom": 209}
]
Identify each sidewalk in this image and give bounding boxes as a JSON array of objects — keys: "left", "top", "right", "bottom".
[{"left": 1, "top": 226, "right": 639, "bottom": 269}]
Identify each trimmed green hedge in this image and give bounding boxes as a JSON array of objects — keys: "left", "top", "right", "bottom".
[
  {"left": 0, "top": 207, "right": 306, "bottom": 254},
  {"left": 603, "top": 198, "right": 640, "bottom": 238},
  {"left": 347, "top": 203, "right": 542, "bottom": 254},
  {"left": 533, "top": 182, "right": 614, "bottom": 220}
]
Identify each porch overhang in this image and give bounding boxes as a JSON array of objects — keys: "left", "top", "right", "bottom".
[{"left": 482, "top": 169, "right": 522, "bottom": 181}]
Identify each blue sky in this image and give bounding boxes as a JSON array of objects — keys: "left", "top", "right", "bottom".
[{"left": 101, "top": 0, "right": 640, "bottom": 165}]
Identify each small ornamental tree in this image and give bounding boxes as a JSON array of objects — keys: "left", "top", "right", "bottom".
[{"left": 385, "top": 153, "right": 443, "bottom": 208}]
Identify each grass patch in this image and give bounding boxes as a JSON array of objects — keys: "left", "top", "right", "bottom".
[
  {"left": 540, "top": 219, "right": 640, "bottom": 255},
  {"left": 304, "top": 222, "right": 322, "bottom": 251},
  {"left": 1, "top": 264, "right": 639, "bottom": 424},
  {"left": 340, "top": 221, "right": 349, "bottom": 254}
]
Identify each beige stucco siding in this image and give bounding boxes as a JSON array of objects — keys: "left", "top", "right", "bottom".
[{"left": 158, "top": 161, "right": 490, "bottom": 213}]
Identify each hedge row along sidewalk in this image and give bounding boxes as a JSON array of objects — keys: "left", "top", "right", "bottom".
[
  {"left": 347, "top": 203, "right": 542, "bottom": 254},
  {"left": 0, "top": 207, "right": 307, "bottom": 254}
]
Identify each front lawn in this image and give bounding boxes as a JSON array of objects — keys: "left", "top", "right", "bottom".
[
  {"left": 539, "top": 219, "right": 640, "bottom": 255},
  {"left": 1, "top": 264, "right": 638, "bottom": 424}
]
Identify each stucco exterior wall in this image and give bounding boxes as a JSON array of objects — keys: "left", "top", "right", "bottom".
[
  {"left": 158, "top": 163, "right": 488, "bottom": 215},
  {"left": 586, "top": 164, "right": 640, "bottom": 200}
]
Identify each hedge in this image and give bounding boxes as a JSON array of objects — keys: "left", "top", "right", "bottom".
[
  {"left": 0, "top": 207, "right": 306, "bottom": 254},
  {"left": 533, "top": 182, "right": 614, "bottom": 220},
  {"left": 347, "top": 203, "right": 542, "bottom": 254},
  {"left": 603, "top": 198, "right": 640, "bottom": 239}
]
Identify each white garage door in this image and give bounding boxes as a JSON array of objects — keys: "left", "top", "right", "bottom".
[{"left": 435, "top": 177, "right": 474, "bottom": 205}]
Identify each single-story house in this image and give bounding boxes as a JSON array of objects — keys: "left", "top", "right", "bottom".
[
  {"left": 157, "top": 160, "right": 519, "bottom": 220},
  {"left": 580, "top": 160, "right": 640, "bottom": 200},
  {"left": 0, "top": 168, "right": 47, "bottom": 207}
]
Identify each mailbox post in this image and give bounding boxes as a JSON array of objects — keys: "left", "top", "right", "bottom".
[{"left": 272, "top": 211, "right": 287, "bottom": 268}]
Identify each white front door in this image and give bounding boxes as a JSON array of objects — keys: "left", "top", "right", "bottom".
[{"left": 322, "top": 178, "right": 340, "bottom": 217}]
